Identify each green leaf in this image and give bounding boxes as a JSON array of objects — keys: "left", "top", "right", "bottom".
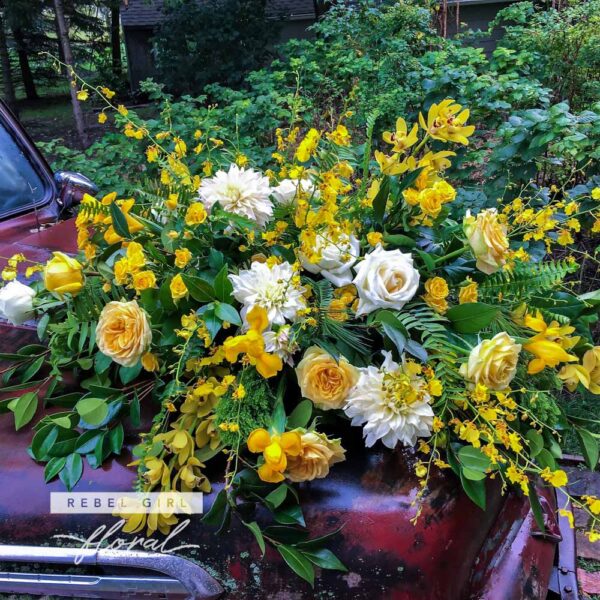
[
  {"left": 214, "top": 264, "right": 233, "bottom": 303},
  {"left": 272, "top": 401, "right": 287, "bottom": 434},
  {"left": 109, "top": 201, "right": 131, "bottom": 238},
  {"left": 75, "top": 430, "right": 104, "bottom": 454},
  {"left": 372, "top": 175, "right": 390, "bottom": 225},
  {"left": 94, "top": 352, "right": 112, "bottom": 374},
  {"left": 277, "top": 545, "right": 315, "bottom": 586},
  {"left": 31, "top": 425, "right": 59, "bottom": 461},
  {"left": 244, "top": 521, "right": 265, "bottom": 556},
  {"left": 37, "top": 313, "right": 50, "bottom": 341},
  {"left": 576, "top": 427, "right": 599, "bottom": 470},
  {"left": 459, "top": 471, "right": 486, "bottom": 510},
  {"left": 119, "top": 362, "right": 142, "bottom": 385},
  {"left": 525, "top": 429, "right": 544, "bottom": 458},
  {"left": 383, "top": 233, "right": 416, "bottom": 248},
  {"left": 458, "top": 446, "right": 491, "bottom": 472},
  {"left": 202, "top": 489, "right": 229, "bottom": 526},
  {"left": 287, "top": 400, "right": 312, "bottom": 430},
  {"left": 537, "top": 448, "right": 557, "bottom": 471},
  {"left": 59, "top": 453, "right": 83, "bottom": 491},
  {"left": 274, "top": 504, "right": 305, "bottom": 527},
  {"left": 44, "top": 456, "right": 67, "bottom": 483},
  {"left": 265, "top": 484, "right": 289, "bottom": 509},
  {"left": 48, "top": 430, "right": 79, "bottom": 457},
  {"left": 109, "top": 423, "right": 124, "bottom": 455},
  {"left": 416, "top": 249, "right": 436, "bottom": 273},
  {"left": 75, "top": 397, "right": 109, "bottom": 426},
  {"left": 182, "top": 274, "right": 216, "bottom": 303},
  {"left": 303, "top": 548, "right": 347, "bottom": 572},
  {"left": 462, "top": 467, "right": 487, "bottom": 481},
  {"left": 21, "top": 356, "right": 44, "bottom": 383},
  {"left": 214, "top": 302, "right": 241, "bottom": 326},
  {"left": 529, "top": 486, "right": 546, "bottom": 533},
  {"left": 10, "top": 392, "right": 38, "bottom": 430},
  {"left": 129, "top": 393, "right": 141, "bottom": 428},
  {"left": 446, "top": 303, "right": 499, "bottom": 333}
]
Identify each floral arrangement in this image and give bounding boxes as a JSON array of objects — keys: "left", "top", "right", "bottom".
[{"left": 2, "top": 83, "right": 600, "bottom": 582}]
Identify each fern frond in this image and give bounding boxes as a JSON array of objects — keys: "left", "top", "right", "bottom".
[{"left": 478, "top": 260, "right": 576, "bottom": 301}]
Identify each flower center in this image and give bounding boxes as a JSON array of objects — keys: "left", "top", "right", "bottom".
[{"left": 382, "top": 371, "right": 420, "bottom": 413}]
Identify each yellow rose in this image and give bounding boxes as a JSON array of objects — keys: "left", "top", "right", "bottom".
[
  {"left": 459, "top": 280, "right": 478, "bottom": 304},
  {"left": 424, "top": 277, "right": 449, "bottom": 299},
  {"left": 103, "top": 199, "right": 144, "bottom": 245},
  {"left": 185, "top": 202, "right": 207, "bottom": 226},
  {"left": 295, "top": 346, "right": 358, "bottom": 410},
  {"left": 175, "top": 248, "right": 192, "bottom": 269},
  {"left": 132, "top": 270, "right": 157, "bottom": 292},
  {"left": 460, "top": 332, "right": 521, "bottom": 390},
  {"left": 96, "top": 300, "right": 151, "bottom": 367},
  {"left": 285, "top": 431, "right": 346, "bottom": 482},
  {"left": 170, "top": 273, "right": 188, "bottom": 301},
  {"left": 463, "top": 208, "right": 509, "bottom": 274},
  {"left": 141, "top": 351, "right": 159, "bottom": 372},
  {"left": 44, "top": 252, "right": 84, "bottom": 296}
]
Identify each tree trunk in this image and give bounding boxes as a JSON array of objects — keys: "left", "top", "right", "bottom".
[
  {"left": 12, "top": 27, "right": 37, "bottom": 100},
  {"left": 0, "top": 9, "right": 17, "bottom": 112},
  {"left": 110, "top": 1, "right": 121, "bottom": 76},
  {"left": 53, "top": 0, "right": 89, "bottom": 148}
]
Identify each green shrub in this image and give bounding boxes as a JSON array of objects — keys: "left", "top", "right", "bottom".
[{"left": 153, "top": 0, "right": 277, "bottom": 95}]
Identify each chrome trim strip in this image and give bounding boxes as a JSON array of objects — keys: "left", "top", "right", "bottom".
[
  {"left": 0, "top": 571, "right": 189, "bottom": 598},
  {"left": 0, "top": 544, "right": 223, "bottom": 599}
]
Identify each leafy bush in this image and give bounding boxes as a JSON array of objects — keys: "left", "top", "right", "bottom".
[
  {"left": 153, "top": 0, "right": 277, "bottom": 95},
  {"left": 42, "top": 0, "right": 600, "bottom": 201},
  {"left": 492, "top": 1, "right": 600, "bottom": 110}
]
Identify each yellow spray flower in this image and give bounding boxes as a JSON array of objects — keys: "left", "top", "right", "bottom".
[
  {"left": 247, "top": 428, "right": 302, "bottom": 483},
  {"left": 223, "top": 306, "right": 283, "bottom": 378}
]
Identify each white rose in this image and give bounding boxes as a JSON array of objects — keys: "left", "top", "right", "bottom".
[
  {"left": 0, "top": 280, "right": 36, "bottom": 325},
  {"left": 300, "top": 234, "right": 360, "bottom": 287},
  {"left": 272, "top": 178, "right": 319, "bottom": 206},
  {"left": 352, "top": 245, "right": 420, "bottom": 316}
]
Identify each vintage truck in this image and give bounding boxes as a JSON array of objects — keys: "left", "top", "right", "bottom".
[{"left": 0, "top": 99, "right": 580, "bottom": 599}]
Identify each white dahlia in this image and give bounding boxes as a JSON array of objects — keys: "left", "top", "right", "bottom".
[
  {"left": 229, "top": 261, "right": 306, "bottom": 326},
  {"left": 198, "top": 164, "right": 273, "bottom": 228},
  {"left": 344, "top": 352, "right": 434, "bottom": 449},
  {"left": 272, "top": 178, "right": 320, "bottom": 206}
]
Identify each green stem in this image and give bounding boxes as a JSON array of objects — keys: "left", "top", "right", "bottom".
[{"left": 434, "top": 246, "right": 468, "bottom": 265}]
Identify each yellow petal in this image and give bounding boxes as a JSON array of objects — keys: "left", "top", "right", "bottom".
[
  {"left": 280, "top": 431, "right": 302, "bottom": 457},
  {"left": 257, "top": 463, "right": 285, "bottom": 483},
  {"left": 264, "top": 442, "right": 287, "bottom": 470},
  {"left": 247, "top": 305, "right": 269, "bottom": 334},
  {"left": 255, "top": 351, "right": 283, "bottom": 379},
  {"left": 247, "top": 428, "right": 271, "bottom": 453}
]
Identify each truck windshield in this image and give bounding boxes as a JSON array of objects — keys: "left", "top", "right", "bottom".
[{"left": 0, "top": 116, "right": 47, "bottom": 219}]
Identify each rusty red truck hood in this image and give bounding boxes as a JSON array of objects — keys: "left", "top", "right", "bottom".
[{"left": 0, "top": 218, "right": 560, "bottom": 599}]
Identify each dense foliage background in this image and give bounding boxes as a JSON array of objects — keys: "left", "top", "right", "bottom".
[{"left": 40, "top": 0, "right": 600, "bottom": 211}]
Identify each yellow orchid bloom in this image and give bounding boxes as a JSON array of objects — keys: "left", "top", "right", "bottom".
[
  {"left": 558, "top": 363, "right": 591, "bottom": 392},
  {"left": 374, "top": 150, "right": 414, "bottom": 176},
  {"left": 382, "top": 118, "right": 419, "bottom": 153},
  {"left": 583, "top": 347, "right": 600, "bottom": 394},
  {"left": 247, "top": 428, "right": 302, "bottom": 483},
  {"left": 418, "top": 99, "right": 475, "bottom": 145},
  {"left": 223, "top": 306, "right": 283, "bottom": 378},
  {"left": 523, "top": 337, "right": 578, "bottom": 374}
]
